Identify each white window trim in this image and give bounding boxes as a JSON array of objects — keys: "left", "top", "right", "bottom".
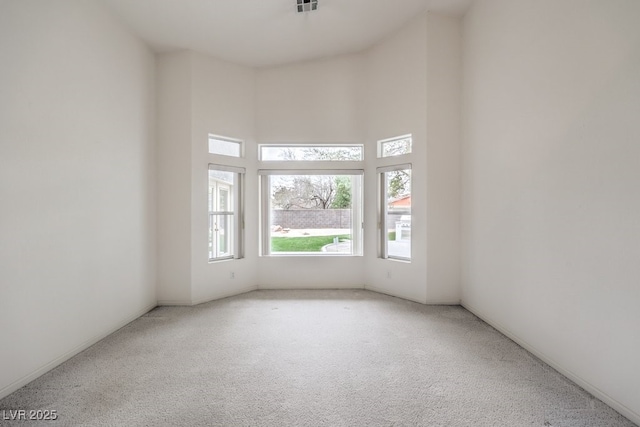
[
  {"left": 208, "top": 163, "right": 246, "bottom": 262},
  {"left": 258, "top": 169, "right": 365, "bottom": 175},
  {"left": 259, "top": 143, "right": 364, "bottom": 161},
  {"left": 377, "top": 163, "right": 412, "bottom": 262},
  {"left": 377, "top": 134, "right": 412, "bottom": 158},
  {"left": 208, "top": 134, "right": 244, "bottom": 158},
  {"left": 258, "top": 167, "right": 364, "bottom": 257}
]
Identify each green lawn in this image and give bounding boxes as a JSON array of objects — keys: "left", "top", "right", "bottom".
[{"left": 271, "top": 235, "right": 351, "bottom": 252}]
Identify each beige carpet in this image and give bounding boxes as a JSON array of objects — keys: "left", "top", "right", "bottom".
[{"left": 0, "top": 290, "right": 635, "bottom": 426}]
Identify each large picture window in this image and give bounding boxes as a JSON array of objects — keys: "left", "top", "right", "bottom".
[
  {"left": 208, "top": 164, "right": 245, "bottom": 261},
  {"left": 260, "top": 171, "right": 363, "bottom": 256},
  {"left": 378, "top": 164, "right": 411, "bottom": 261},
  {"left": 259, "top": 144, "right": 364, "bottom": 256}
]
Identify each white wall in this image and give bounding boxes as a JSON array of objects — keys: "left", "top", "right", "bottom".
[
  {"left": 190, "top": 52, "right": 258, "bottom": 303},
  {"left": 364, "top": 14, "right": 429, "bottom": 303},
  {"left": 256, "top": 54, "right": 365, "bottom": 143},
  {"left": 426, "top": 13, "right": 462, "bottom": 303},
  {"left": 255, "top": 54, "right": 367, "bottom": 289},
  {"left": 156, "top": 51, "right": 258, "bottom": 304},
  {"left": 157, "top": 51, "right": 192, "bottom": 304},
  {"left": 461, "top": 0, "right": 640, "bottom": 423},
  {"left": 364, "top": 13, "right": 462, "bottom": 304},
  {"left": 0, "top": 0, "right": 156, "bottom": 399}
]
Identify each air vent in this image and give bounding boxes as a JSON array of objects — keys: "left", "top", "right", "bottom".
[{"left": 297, "top": 0, "right": 318, "bottom": 13}]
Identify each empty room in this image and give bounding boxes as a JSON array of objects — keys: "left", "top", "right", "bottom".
[{"left": 0, "top": 0, "right": 638, "bottom": 425}]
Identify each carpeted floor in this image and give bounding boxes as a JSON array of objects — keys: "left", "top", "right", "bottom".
[{"left": 0, "top": 290, "right": 635, "bottom": 426}]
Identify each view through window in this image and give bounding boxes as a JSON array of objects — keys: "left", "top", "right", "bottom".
[
  {"left": 260, "top": 144, "right": 363, "bottom": 161},
  {"left": 380, "top": 166, "right": 411, "bottom": 261},
  {"left": 208, "top": 165, "right": 244, "bottom": 261},
  {"left": 259, "top": 145, "right": 363, "bottom": 256},
  {"left": 379, "top": 135, "right": 412, "bottom": 158}
]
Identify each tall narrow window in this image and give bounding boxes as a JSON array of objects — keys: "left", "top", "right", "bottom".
[
  {"left": 209, "top": 164, "right": 245, "bottom": 261},
  {"left": 379, "top": 165, "right": 411, "bottom": 261}
]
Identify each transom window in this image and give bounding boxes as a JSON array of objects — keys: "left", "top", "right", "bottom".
[
  {"left": 259, "top": 144, "right": 363, "bottom": 161},
  {"left": 378, "top": 135, "right": 412, "bottom": 158},
  {"left": 209, "top": 134, "right": 243, "bottom": 158}
]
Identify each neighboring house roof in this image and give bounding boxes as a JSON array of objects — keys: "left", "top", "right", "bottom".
[{"left": 389, "top": 195, "right": 411, "bottom": 208}]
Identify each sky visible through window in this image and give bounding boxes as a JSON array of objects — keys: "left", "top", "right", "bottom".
[
  {"left": 260, "top": 145, "right": 363, "bottom": 161},
  {"left": 379, "top": 135, "right": 411, "bottom": 158}
]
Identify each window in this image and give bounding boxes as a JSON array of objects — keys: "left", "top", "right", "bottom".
[
  {"left": 259, "top": 144, "right": 364, "bottom": 256},
  {"left": 260, "top": 171, "right": 363, "bottom": 256},
  {"left": 260, "top": 144, "right": 363, "bottom": 161},
  {"left": 378, "top": 164, "right": 411, "bottom": 261},
  {"left": 296, "top": 0, "right": 318, "bottom": 13},
  {"left": 209, "top": 134, "right": 243, "bottom": 157},
  {"left": 208, "top": 164, "right": 245, "bottom": 261},
  {"left": 378, "top": 135, "right": 412, "bottom": 158}
]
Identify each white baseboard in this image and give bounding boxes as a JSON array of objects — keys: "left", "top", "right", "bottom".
[
  {"left": 0, "top": 302, "right": 157, "bottom": 401},
  {"left": 424, "top": 299, "right": 461, "bottom": 305},
  {"left": 461, "top": 301, "right": 640, "bottom": 426},
  {"left": 258, "top": 284, "right": 366, "bottom": 291},
  {"left": 156, "top": 299, "right": 195, "bottom": 306},
  {"left": 365, "top": 285, "right": 457, "bottom": 305},
  {"left": 190, "top": 285, "right": 259, "bottom": 306},
  {"left": 365, "top": 285, "right": 427, "bottom": 304},
  {"left": 157, "top": 286, "right": 260, "bottom": 306}
]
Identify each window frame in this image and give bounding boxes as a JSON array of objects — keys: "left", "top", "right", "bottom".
[
  {"left": 208, "top": 163, "right": 245, "bottom": 262},
  {"left": 258, "top": 144, "right": 365, "bottom": 257},
  {"left": 377, "top": 134, "right": 412, "bottom": 158},
  {"left": 259, "top": 144, "right": 364, "bottom": 162},
  {"left": 208, "top": 134, "right": 244, "bottom": 158},
  {"left": 378, "top": 163, "right": 412, "bottom": 262}
]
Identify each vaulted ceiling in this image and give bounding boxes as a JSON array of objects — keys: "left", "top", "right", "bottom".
[{"left": 102, "top": 0, "right": 471, "bottom": 67}]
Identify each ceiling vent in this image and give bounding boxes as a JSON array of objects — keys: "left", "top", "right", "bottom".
[{"left": 297, "top": 0, "right": 318, "bottom": 13}]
